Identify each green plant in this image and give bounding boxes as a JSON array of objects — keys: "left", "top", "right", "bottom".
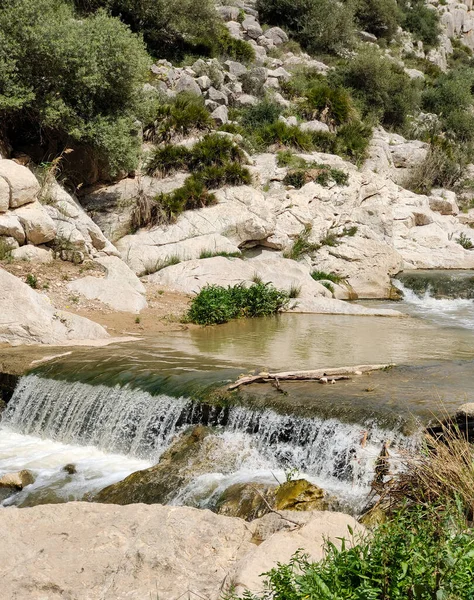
[
  {"left": 311, "top": 271, "right": 344, "bottom": 284},
  {"left": 321, "top": 281, "right": 335, "bottom": 294},
  {"left": 284, "top": 224, "right": 320, "bottom": 260},
  {"left": 404, "top": 144, "right": 467, "bottom": 195},
  {"left": 283, "top": 164, "right": 349, "bottom": 189},
  {"left": 237, "top": 502, "right": 474, "bottom": 599},
  {"left": 240, "top": 100, "right": 282, "bottom": 130},
  {"left": 0, "top": 239, "right": 13, "bottom": 261},
  {"left": 140, "top": 254, "right": 181, "bottom": 276},
  {"left": 135, "top": 316, "right": 140, "bottom": 324},
  {"left": 0, "top": 0, "right": 152, "bottom": 183},
  {"left": 25, "top": 273, "right": 38, "bottom": 288},
  {"left": 199, "top": 250, "right": 241, "bottom": 259},
  {"left": 187, "top": 282, "right": 290, "bottom": 325},
  {"left": 288, "top": 284, "right": 301, "bottom": 299},
  {"left": 398, "top": 0, "right": 441, "bottom": 48},
  {"left": 256, "top": 0, "right": 356, "bottom": 55},
  {"left": 283, "top": 170, "right": 307, "bottom": 188},
  {"left": 145, "top": 144, "right": 190, "bottom": 176},
  {"left": 354, "top": 0, "right": 400, "bottom": 40},
  {"left": 145, "top": 93, "right": 211, "bottom": 143},
  {"left": 457, "top": 232, "right": 473, "bottom": 250}
]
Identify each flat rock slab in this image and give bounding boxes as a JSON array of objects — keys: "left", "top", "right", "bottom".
[{"left": 0, "top": 502, "right": 255, "bottom": 600}]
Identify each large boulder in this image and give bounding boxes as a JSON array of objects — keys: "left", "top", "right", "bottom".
[
  {"left": 0, "top": 213, "right": 25, "bottom": 244},
  {"left": 0, "top": 159, "right": 40, "bottom": 208},
  {"left": 0, "top": 267, "right": 109, "bottom": 345},
  {"left": 0, "top": 502, "right": 255, "bottom": 600},
  {"left": 13, "top": 200, "right": 56, "bottom": 245},
  {"left": 67, "top": 255, "right": 148, "bottom": 313}
]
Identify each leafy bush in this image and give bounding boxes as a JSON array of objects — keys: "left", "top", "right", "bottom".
[
  {"left": 354, "top": 0, "right": 400, "bottom": 40},
  {"left": 146, "top": 145, "right": 191, "bottom": 176},
  {"left": 0, "top": 0, "right": 151, "bottom": 180},
  {"left": 284, "top": 224, "right": 320, "bottom": 260},
  {"left": 283, "top": 164, "right": 349, "bottom": 188},
  {"left": 26, "top": 274, "right": 38, "bottom": 288},
  {"left": 74, "top": 0, "right": 223, "bottom": 61},
  {"left": 253, "top": 121, "right": 316, "bottom": 151},
  {"left": 335, "top": 120, "right": 372, "bottom": 163},
  {"left": 145, "top": 93, "right": 211, "bottom": 144},
  {"left": 335, "top": 49, "right": 421, "bottom": 129},
  {"left": 311, "top": 271, "right": 344, "bottom": 284},
  {"left": 398, "top": 0, "right": 441, "bottom": 48},
  {"left": 404, "top": 143, "right": 467, "bottom": 195},
  {"left": 240, "top": 100, "right": 282, "bottom": 130},
  {"left": 256, "top": 0, "right": 356, "bottom": 54},
  {"left": 187, "top": 282, "right": 290, "bottom": 325},
  {"left": 239, "top": 502, "right": 474, "bottom": 600},
  {"left": 457, "top": 232, "right": 473, "bottom": 250}
]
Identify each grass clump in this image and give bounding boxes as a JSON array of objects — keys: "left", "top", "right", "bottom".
[
  {"left": 25, "top": 273, "right": 38, "bottom": 289},
  {"left": 187, "top": 282, "right": 290, "bottom": 325},
  {"left": 283, "top": 163, "right": 349, "bottom": 189},
  {"left": 284, "top": 224, "right": 320, "bottom": 260},
  {"left": 457, "top": 232, "right": 474, "bottom": 250},
  {"left": 0, "top": 239, "right": 13, "bottom": 261},
  {"left": 311, "top": 271, "right": 344, "bottom": 284},
  {"left": 199, "top": 250, "right": 241, "bottom": 259}
]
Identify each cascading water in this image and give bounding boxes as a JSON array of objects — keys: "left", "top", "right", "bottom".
[{"left": 1, "top": 374, "right": 417, "bottom": 510}]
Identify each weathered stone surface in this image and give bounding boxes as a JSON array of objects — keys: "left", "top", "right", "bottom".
[
  {"left": 0, "top": 159, "right": 40, "bottom": 208},
  {"left": 0, "top": 213, "right": 25, "bottom": 244},
  {"left": 228, "top": 511, "right": 366, "bottom": 595},
  {"left": 11, "top": 245, "right": 53, "bottom": 263},
  {"left": 13, "top": 200, "right": 56, "bottom": 245},
  {"left": 0, "top": 502, "right": 255, "bottom": 600},
  {"left": 242, "top": 16, "right": 263, "bottom": 39},
  {"left": 0, "top": 176, "right": 9, "bottom": 212},
  {"left": 211, "top": 105, "right": 229, "bottom": 125},
  {"left": 0, "top": 267, "right": 109, "bottom": 345},
  {"left": 264, "top": 27, "right": 289, "bottom": 45},
  {"left": 0, "top": 470, "right": 35, "bottom": 489},
  {"left": 175, "top": 74, "right": 202, "bottom": 96},
  {"left": 300, "top": 120, "right": 330, "bottom": 133},
  {"left": 67, "top": 256, "right": 147, "bottom": 313}
]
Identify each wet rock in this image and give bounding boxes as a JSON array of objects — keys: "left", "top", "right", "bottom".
[
  {"left": 63, "top": 463, "right": 77, "bottom": 475},
  {"left": 0, "top": 469, "right": 35, "bottom": 489},
  {"left": 94, "top": 426, "right": 214, "bottom": 505},
  {"left": 216, "top": 479, "right": 330, "bottom": 521}
]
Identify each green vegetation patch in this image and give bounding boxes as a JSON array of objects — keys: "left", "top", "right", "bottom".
[{"left": 187, "top": 282, "right": 290, "bottom": 325}]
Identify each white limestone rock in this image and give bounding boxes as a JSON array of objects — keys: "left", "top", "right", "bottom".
[
  {"left": 13, "top": 201, "right": 56, "bottom": 245},
  {"left": 0, "top": 159, "right": 40, "bottom": 208}
]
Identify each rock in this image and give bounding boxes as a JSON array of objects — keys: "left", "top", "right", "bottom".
[
  {"left": 196, "top": 75, "right": 212, "bottom": 90},
  {"left": 405, "top": 68, "right": 425, "bottom": 80},
  {"left": 0, "top": 470, "right": 35, "bottom": 489},
  {"left": 234, "top": 93, "right": 258, "bottom": 107},
  {"left": 63, "top": 464, "right": 77, "bottom": 475},
  {"left": 226, "top": 20, "right": 244, "bottom": 39},
  {"left": 11, "top": 245, "right": 53, "bottom": 263},
  {"left": 207, "top": 86, "right": 228, "bottom": 105},
  {"left": 267, "top": 67, "right": 292, "bottom": 81},
  {"left": 0, "top": 213, "right": 25, "bottom": 244},
  {"left": 264, "top": 27, "right": 289, "bottom": 45},
  {"left": 175, "top": 74, "right": 202, "bottom": 96},
  {"left": 227, "top": 511, "right": 366, "bottom": 595},
  {"left": 242, "top": 66, "right": 267, "bottom": 95},
  {"left": 300, "top": 120, "right": 330, "bottom": 133},
  {"left": 224, "top": 60, "right": 248, "bottom": 77},
  {"left": 95, "top": 427, "right": 220, "bottom": 505},
  {"left": 211, "top": 105, "right": 229, "bottom": 125},
  {"left": 358, "top": 30, "right": 378, "bottom": 43},
  {"left": 265, "top": 76, "right": 280, "bottom": 89},
  {"left": 429, "top": 191, "right": 459, "bottom": 215},
  {"left": 0, "top": 159, "right": 40, "bottom": 208},
  {"left": 67, "top": 255, "right": 147, "bottom": 313},
  {"left": 0, "top": 267, "right": 109, "bottom": 345},
  {"left": 217, "top": 479, "right": 329, "bottom": 521},
  {"left": 0, "top": 176, "right": 9, "bottom": 212},
  {"left": 456, "top": 403, "right": 474, "bottom": 418},
  {"left": 217, "top": 5, "right": 240, "bottom": 21},
  {"left": 0, "top": 502, "right": 255, "bottom": 600},
  {"left": 13, "top": 200, "right": 56, "bottom": 245},
  {"left": 242, "top": 16, "right": 263, "bottom": 39}
]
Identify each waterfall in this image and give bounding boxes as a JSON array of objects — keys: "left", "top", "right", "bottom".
[{"left": 2, "top": 375, "right": 415, "bottom": 492}]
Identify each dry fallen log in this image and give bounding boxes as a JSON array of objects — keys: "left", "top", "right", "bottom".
[{"left": 228, "top": 364, "right": 393, "bottom": 390}]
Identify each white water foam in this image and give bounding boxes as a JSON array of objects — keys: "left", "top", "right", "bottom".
[{"left": 394, "top": 279, "right": 474, "bottom": 329}]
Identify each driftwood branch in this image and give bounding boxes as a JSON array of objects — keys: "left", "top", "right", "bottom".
[
  {"left": 228, "top": 364, "right": 393, "bottom": 390},
  {"left": 250, "top": 485, "right": 302, "bottom": 528}
]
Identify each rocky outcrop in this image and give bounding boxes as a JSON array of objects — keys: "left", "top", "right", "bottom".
[
  {"left": 0, "top": 502, "right": 364, "bottom": 600},
  {"left": 67, "top": 256, "right": 148, "bottom": 313},
  {"left": 0, "top": 267, "right": 109, "bottom": 345}
]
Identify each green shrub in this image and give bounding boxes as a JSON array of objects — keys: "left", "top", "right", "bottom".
[
  {"left": 239, "top": 502, "right": 474, "bottom": 600},
  {"left": 146, "top": 144, "right": 190, "bottom": 176},
  {"left": 74, "top": 0, "right": 222, "bottom": 61},
  {"left": 404, "top": 144, "right": 467, "bottom": 194},
  {"left": 300, "top": 84, "right": 353, "bottom": 126},
  {"left": 254, "top": 121, "right": 315, "bottom": 151},
  {"left": 240, "top": 100, "right": 282, "bottom": 130},
  {"left": 457, "top": 232, "right": 473, "bottom": 250},
  {"left": 335, "top": 120, "right": 372, "bottom": 162},
  {"left": 335, "top": 49, "right": 421, "bottom": 129},
  {"left": 354, "top": 0, "right": 400, "bottom": 40},
  {"left": 398, "top": 0, "right": 441, "bottom": 48},
  {"left": 26, "top": 273, "right": 38, "bottom": 288},
  {"left": 284, "top": 224, "right": 319, "bottom": 260},
  {"left": 0, "top": 0, "right": 152, "bottom": 181},
  {"left": 283, "top": 164, "right": 349, "bottom": 188},
  {"left": 189, "top": 134, "right": 246, "bottom": 169},
  {"left": 256, "top": 0, "right": 356, "bottom": 54},
  {"left": 311, "top": 271, "right": 344, "bottom": 284},
  {"left": 146, "top": 93, "right": 211, "bottom": 143},
  {"left": 187, "top": 282, "right": 290, "bottom": 325},
  {"left": 283, "top": 170, "right": 307, "bottom": 188},
  {"left": 199, "top": 250, "right": 241, "bottom": 259}
]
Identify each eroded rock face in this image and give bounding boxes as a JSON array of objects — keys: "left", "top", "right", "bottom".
[
  {"left": 0, "top": 469, "right": 35, "bottom": 489},
  {"left": 0, "top": 267, "right": 109, "bottom": 345}
]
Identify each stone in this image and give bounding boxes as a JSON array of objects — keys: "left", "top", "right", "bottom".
[
  {"left": 216, "top": 479, "right": 329, "bottom": 521},
  {"left": 0, "top": 213, "right": 25, "bottom": 244},
  {"left": 13, "top": 200, "right": 56, "bottom": 245},
  {"left": 226, "top": 20, "right": 244, "bottom": 39},
  {"left": 196, "top": 75, "right": 212, "bottom": 90},
  {"left": 429, "top": 191, "right": 459, "bottom": 215},
  {"left": 217, "top": 5, "right": 240, "bottom": 21},
  {"left": 242, "top": 16, "right": 263, "bottom": 39},
  {"left": 456, "top": 403, "right": 474, "bottom": 418},
  {"left": 235, "top": 94, "right": 258, "bottom": 107},
  {"left": 175, "top": 74, "right": 202, "bottom": 96},
  {"left": 0, "top": 470, "right": 35, "bottom": 489},
  {"left": 207, "top": 86, "right": 228, "bottom": 105},
  {"left": 205, "top": 99, "right": 220, "bottom": 112},
  {"left": 265, "top": 76, "right": 280, "bottom": 89},
  {"left": 300, "top": 120, "right": 330, "bottom": 133},
  {"left": 67, "top": 255, "right": 148, "bottom": 313},
  {"left": 0, "top": 267, "right": 109, "bottom": 345},
  {"left": 227, "top": 511, "right": 366, "bottom": 595},
  {"left": 405, "top": 68, "right": 425, "bottom": 80},
  {"left": 0, "top": 159, "right": 40, "bottom": 208},
  {"left": 264, "top": 26, "right": 289, "bottom": 45},
  {"left": 358, "top": 30, "right": 378, "bottom": 43},
  {"left": 0, "top": 176, "right": 9, "bottom": 212},
  {"left": 0, "top": 502, "right": 255, "bottom": 600},
  {"left": 267, "top": 67, "right": 292, "bottom": 81},
  {"left": 225, "top": 60, "right": 248, "bottom": 77},
  {"left": 11, "top": 245, "right": 53, "bottom": 263},
  {"left": 211, "top": 105, "right": 229, "bottom": 125}
]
